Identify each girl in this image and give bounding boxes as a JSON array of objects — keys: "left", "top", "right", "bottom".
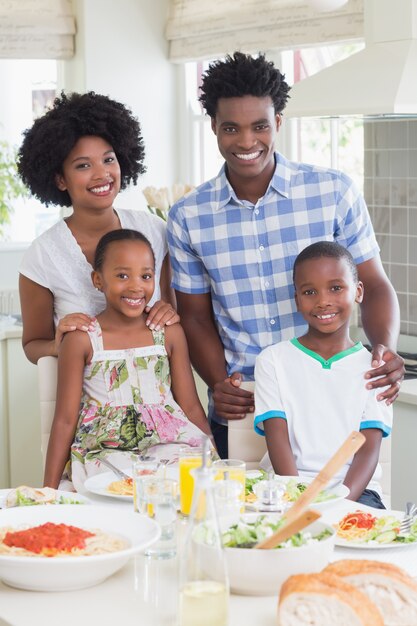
[
  {"left": 18, "top": 91, "right": 178, "bottom": 365},
  {"left": 44, "top": 229, "right": 212, "bottom": 491}
]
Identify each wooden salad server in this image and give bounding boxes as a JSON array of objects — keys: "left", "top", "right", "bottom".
[
  {"left": 283, "top": 430, "right": 365, "bottom": 526},
  {"left": 255, "top": 509, "right": 321, "bottom": 550}
]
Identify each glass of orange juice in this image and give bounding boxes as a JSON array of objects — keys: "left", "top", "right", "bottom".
[
  {"left": 212, "top": 459, "right": 246, "bottom": 509},
  {"left": 179, "top": 446, "right": 210, "bottom": 516}
]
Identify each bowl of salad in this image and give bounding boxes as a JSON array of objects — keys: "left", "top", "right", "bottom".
[{"left": 193, "top": 513, "right": 336, "bottom": 596}]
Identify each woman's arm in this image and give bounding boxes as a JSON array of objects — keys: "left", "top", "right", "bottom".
[
  {"left": 19, "top": 274, "right": 93, "bottom": 364},
  {"left": 43, "top": 331, "right": 89, "bottom": 489},
  {"left": 263, "top": 418, "right": 298, "bottom": 476},
  {"left": 165, "top": 323, "right": 212, "bottom": 438},
  {"left": 343, "top": 428, "right": 382, "bottom": 501},
  {"left": 145, "top": 254, "right": 179, "bottom": 329}
]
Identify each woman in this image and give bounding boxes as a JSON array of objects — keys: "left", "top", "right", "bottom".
[{"left": 18, "top": 91, "right": 178, "bottom": 364}]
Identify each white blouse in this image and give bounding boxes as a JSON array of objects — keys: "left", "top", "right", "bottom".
[{"left": 20, "top": 208, "right": 167, "bottom": 324}]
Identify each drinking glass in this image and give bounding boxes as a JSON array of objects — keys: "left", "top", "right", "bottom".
[
  {"left": 138, "top": 477, "right": 179, "bottom": 559},
  {"left": 212, "top": 459, "right": 246, "bottom": 509},
  {"left": 132, "top": 455, "right": 160, "bottom": 513},
  {"left": 178, "top": 446, "right": 208, "bottom": 516}
]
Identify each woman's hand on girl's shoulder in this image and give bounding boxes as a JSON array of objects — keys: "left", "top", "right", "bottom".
[
  {"left": 145, "top": 300, "right": 179, "bottom": 330},
  {"left": 55, "top": 313, "right": 94, "bottom": 355}
]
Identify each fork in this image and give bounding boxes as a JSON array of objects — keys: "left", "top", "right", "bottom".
[
  {"left": 99, "top": 457, "right": 131, "bottom": 481},
  {"left": 398, "top": 501, "right": 417, "bottom": 537}
]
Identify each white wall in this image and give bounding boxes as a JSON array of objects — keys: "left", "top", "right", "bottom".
[{"left": 63, "top": 0, "right": 178, "bottom": 211}]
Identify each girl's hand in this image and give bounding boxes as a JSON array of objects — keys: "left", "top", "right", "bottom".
[
  {"left": 365, "top": 344, "right": 405, "bottom": 405},
  {"left": 54, "top": 313, "right": 94, "bottom": 354},
  {"left": 145, "top": 300, "right": 179, "bottom": 330}
]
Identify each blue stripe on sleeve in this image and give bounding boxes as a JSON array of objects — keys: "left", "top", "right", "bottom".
[
  {"left": 360, "top": 420, "right": 392, "bottom": 438},
  {"left": 254, "top": 411, "right": 287, "bottom": 435}
]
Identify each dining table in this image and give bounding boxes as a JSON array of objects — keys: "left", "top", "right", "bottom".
[{"left": 0, "top": 493, "right": 416, "bottom": 626}]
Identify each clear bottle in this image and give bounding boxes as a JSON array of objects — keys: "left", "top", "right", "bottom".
[{"left": 178, "top": 437, "right": 229, "bottom": 626}]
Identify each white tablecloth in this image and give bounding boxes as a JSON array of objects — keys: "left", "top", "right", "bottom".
[{"left": 0, "top": 497, "right": 415, "bottom": 626}]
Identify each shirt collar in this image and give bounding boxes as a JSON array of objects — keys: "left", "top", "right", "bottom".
[{"left": 213, "top": 152, "right": 291, "bottom": 211}]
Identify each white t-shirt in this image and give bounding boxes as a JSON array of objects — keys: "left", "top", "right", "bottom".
[
  {"left": 254, "top": 339, "right": 393, "bottom": 493},
  {"left": 20, "top": 208, "right": 167, "bottom": 325}
]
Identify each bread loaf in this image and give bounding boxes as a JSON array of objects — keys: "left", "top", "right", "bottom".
[
  {"left": 278, "top": 572, "right": 384, "bottom": 625},
  {"left": 324, "top": 559, "right": 417, "bottom": 626}
]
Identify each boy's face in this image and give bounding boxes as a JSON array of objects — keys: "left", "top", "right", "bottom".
[
  {"left": 294, "top": 256, "right": 363, "bottom": 335},
  {"left": 211, "top": 95, "right": 281, "bottom": 188}
]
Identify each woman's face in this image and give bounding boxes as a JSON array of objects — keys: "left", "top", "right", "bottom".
[{"left": 55, "top": 135, "right": 121, "bottom": 212}]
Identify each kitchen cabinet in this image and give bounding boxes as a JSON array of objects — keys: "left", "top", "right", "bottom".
[
  {"left": 0, "top": 324, "right": 43, "bottom": 488},
  {"left": 391, "top": 380, "right": 417, "bottom": 511}
]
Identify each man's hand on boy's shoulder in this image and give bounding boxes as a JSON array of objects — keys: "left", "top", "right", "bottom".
[
  {"left": 365, "top": 344, "right": 405, "bottom": 405},
  {"left": 213, "top": 372, "right": 255, "bottom": 420}
]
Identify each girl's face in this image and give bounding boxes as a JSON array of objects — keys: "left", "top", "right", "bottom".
[
  {"left": 55, "top": 136, "right": 121, "bottom": 211},
  {"left": 294, "top": 256, "right": 363, "bottom": 336},
  {"left": 92, "top": 239, "right": 155, "bottom": 318}
]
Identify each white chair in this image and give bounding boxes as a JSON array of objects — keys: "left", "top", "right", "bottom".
[
  {"left": 227, "top": 381, "right": 267, "bottom": 469},
  {"left": 37, "top": 356, "right": 58, "bottom": 468}
]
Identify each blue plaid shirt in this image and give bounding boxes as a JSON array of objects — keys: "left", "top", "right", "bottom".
[{"left": 167, "top": 152, "right": 379, "bottom": 382}]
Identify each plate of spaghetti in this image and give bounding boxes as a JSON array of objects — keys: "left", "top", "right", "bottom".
[
  {"left": 0, "top": 504, "right": 160, "bottom": 591},
  {"left": 335, "top": 509, "right": 417, "bottom": 549},
  {"left": 84, "top": 471, "right": 134, "bottom": 501}
]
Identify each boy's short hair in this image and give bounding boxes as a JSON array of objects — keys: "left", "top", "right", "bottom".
[
  {"left": 293, "top": 241, "right": 358, "bottom": 283},
  {"left": 17, "top": 91, "right": 146, "bottom": 207},
  {"left": 199, "top": 51, "right": 291, "bottom": 118}
]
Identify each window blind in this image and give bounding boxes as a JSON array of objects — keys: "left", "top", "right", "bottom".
[
  {"left": 166, "top": 0, "right": 363, "bottom": 62},
  {"left": 0, "top": 0, "right": 76, "bottom": 59}
]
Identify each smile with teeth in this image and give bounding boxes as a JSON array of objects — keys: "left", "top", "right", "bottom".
[
  {"left": 315, "top": 313, "right": 336, "bottom": 320},
  {"left": 234, "top": 150, "right": 262, "bottom": 161},
  {"left": 122, "top": 296, "right": 144, "bottom": 306},
  {"left": 89, "top": 182, "right": 113, "bottom": 194}
]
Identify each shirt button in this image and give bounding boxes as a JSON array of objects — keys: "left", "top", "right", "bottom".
[
  {"left": 254, "top": 209, "right": 259, "bottom": 215},
  {"left": 270, "top": 319, "right": 276, "bottom": 325},
  {"left": 259, "top": 245, "right": 264, "bottom": 251},
  {"left": 264, "top": 281, "right": 270, "bottom": 288}
]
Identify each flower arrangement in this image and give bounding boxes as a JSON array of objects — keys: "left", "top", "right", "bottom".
[{"left": 142, "top": 183, "right": 194, "bottom": 221}]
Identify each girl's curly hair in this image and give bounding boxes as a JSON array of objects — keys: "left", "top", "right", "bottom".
[
  {"left": 17, "top": 91, "right": 146, "bottom": 207},
  {"left": 199, "top": 52, "right": 291, "bottom": 118}
]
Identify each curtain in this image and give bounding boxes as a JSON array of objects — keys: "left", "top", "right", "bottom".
[
  {"left": 166, "top": 0, "right": 363, "bottom": 62},
  {"left": 0, "top": 0, "right": 76, "bottom": 59}
]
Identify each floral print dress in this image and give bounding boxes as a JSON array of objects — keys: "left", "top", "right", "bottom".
[{"left": 67, "top": 319, "right": 203, "bottom": 492}]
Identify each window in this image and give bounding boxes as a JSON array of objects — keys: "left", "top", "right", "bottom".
[{"left": 0, "top": 59, "right": 58, "bottom": 243}]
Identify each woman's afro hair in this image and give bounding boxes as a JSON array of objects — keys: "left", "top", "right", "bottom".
[
  {"left": 17, "top": 91, "right": 146, "bottom": 207},
  {"left": 199, "top": 51, "right": 291, "bottom": 118}
]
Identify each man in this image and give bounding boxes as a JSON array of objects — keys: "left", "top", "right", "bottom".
[{"left": 167, "top": 52, "right": 404, "bottom": 457}]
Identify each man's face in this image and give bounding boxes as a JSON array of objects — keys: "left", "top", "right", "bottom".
[{"left": 211, "top": 95, "right": 281, "bottom": 185}]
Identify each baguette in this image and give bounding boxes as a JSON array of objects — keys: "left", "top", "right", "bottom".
[
  {"left": 324, "top": 559, "right": 417, "bottom": 626},
  {"left": 278, "top": 572, "right": 384, "bottom": 625}
]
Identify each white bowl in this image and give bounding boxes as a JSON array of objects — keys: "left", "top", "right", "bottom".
[
  {"left": 0, "top": 504, "right": 160, "bottom": 591},
  {"left": 197, "top": 513, "right": 335, "bottom": 596}
]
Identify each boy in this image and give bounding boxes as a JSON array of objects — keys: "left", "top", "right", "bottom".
[{"left": 254, "top": 241, "right": 392, "bottom": 508}]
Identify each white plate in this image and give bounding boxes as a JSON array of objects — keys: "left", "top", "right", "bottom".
[
  {"left": 0, "top": 504, "right": 160, "bottom": 591},
  {"left": 245, "top": 474, "right": 349, "bottom": 509},
  {"left": 335, "top": 509, "right": 417, "bottom": 549},
  {"left": 84, "top": 472, "right": 133, "bottom": 501},
  {"left": 0, "top": 488, "right": 90, "bottom": 508}
]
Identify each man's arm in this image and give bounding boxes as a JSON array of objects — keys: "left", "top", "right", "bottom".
[
  {"left": 358, "top": 255, "right": 404, "bottom": 404},
  {"left": 175, "top": 291, "right": 254, "bottom": 419}
]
